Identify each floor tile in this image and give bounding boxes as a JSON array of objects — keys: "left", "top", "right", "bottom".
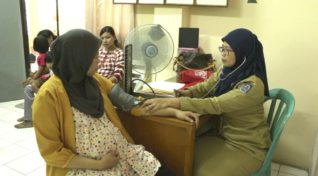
[
  {"left": 0, "top": 137, "right": 13, "bottom": 149},
  {"left": 5, "top": 151, "right": 45, "bottom": 175},
  {"left": 0, "top": 100, "right": 24, "bottom": 114},
  {"left": 0, "top": 128, "right": 34, "bottom": 144},
  {"left": 0, "top": 144, "right": 31, "bottom": 165},
  {"left": 0, "top": 110, "right": 24, "bottom": 125},
  {"left": 277, "top": 172, "right": 296, "bottom": 176},
  {"left": 14, "top": 135, "right": 39, "bottom": 152},
  {"left": 271, "top": 170, "right": 278, "bottom": 176},
  {"left": 272, "top": 162, "right": 281, "bottom": 171},
  {"left": 0, "top": 99, "right": 23, "bottom": 108},
  {"left": 0, "top": 107, "right": 14, "bottom": 116},
  {"left": 0, "top": 120, "right": 32, "bottom": 136},
  {"left": 0, "top": 166, "right": 24, "bottom": 176},
  {"left": 27, "top": 165, "right": 45, "bottom": 176},
  {"left": 280, "top": 165, "right": 308, "bottom": 176}
]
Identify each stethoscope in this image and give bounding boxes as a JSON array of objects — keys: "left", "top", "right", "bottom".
[{"left": 199, "top": 57, "right": 247, "bottom": 98}]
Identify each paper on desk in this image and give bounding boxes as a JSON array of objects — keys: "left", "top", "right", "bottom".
[{"left": 143, "top": 81, "right": 185, "bottom": 94}]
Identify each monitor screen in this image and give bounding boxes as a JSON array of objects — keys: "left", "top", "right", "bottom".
[{"left": 178, "top": 28, "right": 199, "bottom": 48}]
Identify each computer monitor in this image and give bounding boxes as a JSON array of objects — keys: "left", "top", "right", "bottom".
[{"left": 178, "top": 28, "right": 199, "bottom": 49}]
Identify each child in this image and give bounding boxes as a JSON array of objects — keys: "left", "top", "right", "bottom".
[
  {"left": 31, "top": 52, "right": 53, "bottom": 93},
  {"left": 15, "top": 52, "right": 53, "bottom": 128},
  {"left": 23, "top": 35, "right": 50, "bottom": 87}
]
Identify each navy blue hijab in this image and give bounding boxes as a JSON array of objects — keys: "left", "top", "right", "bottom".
[
  {"left": 51, "top": 29, "right": 104, "bottom": 118},
  {"left": 213, "top": 28, "right": 269, "bottom": 96}
]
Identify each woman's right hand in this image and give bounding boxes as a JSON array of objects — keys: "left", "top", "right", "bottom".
[
  {"left": 174, "top": 89, "right": 192, "bottom": 97},
  {"left": 175, "top": 110, "right": 200, "bottom": 128},
  {"left": 141, "top": 98, "right": 176, "bottom": 113},
  {"left": 98, "top": 151, "right": 120, "bottom": 170}
]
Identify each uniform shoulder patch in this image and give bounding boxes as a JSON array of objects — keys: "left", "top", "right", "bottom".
[{"left": 238, "top": 82, "right": 253, "bottom": 94}]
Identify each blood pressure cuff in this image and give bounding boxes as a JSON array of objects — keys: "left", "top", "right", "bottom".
[{"left": 108, "top": 84, "right": 137, "bottom": 112}]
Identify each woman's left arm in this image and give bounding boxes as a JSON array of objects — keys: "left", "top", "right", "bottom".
[
  {"left": 111, "top": 50, "right": 124, "bottom": 83},
  {"left": 179, "top": 77, "right": 265, "bottom": 114},
  {"left": 142, "top": 77, "right": 265, "bottom": 115}
]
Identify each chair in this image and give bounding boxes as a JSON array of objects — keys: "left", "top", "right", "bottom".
[{"left": 252, "top": 88, "right": 295, "bottom": 176}]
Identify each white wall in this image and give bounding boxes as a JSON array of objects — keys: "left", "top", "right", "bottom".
[
  {"left": 25, "top": 0, "right": 57, "bottom": 52},
  {"left": 26, "top": 0, "right": 86, "bottom": 50},
  {"left": 58, "top": 0, "right": 86, "bottom": 34},
  {"left": 254, "top": 0, "right": 318, "bottom": 173}
]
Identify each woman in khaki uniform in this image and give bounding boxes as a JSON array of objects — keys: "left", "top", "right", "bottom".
[{"left": 142, "top": 28, "right": 271, "bottom": 176}]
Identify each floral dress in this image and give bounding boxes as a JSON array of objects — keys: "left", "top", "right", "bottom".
[{"left": 66, "top": 107, "right": 161, "bottom": 176}]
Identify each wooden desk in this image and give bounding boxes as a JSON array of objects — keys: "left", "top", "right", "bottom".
[{"left": 117, "top": 110, "right": 196, "bottom": 176}]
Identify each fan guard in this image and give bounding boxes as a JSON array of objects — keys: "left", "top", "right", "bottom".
[{"left": 124, "top": 24, "right": 174, "bottom": 75}]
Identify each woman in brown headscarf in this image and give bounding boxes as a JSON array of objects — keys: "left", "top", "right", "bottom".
[{"left": 33, "top": 29, "right": 163, "bottom": 176}]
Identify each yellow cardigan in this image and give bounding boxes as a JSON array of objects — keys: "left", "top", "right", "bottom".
[{"left": 33, "top": 74, "right": 133, "bottom": 176}]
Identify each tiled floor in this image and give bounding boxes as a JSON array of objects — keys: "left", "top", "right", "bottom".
[
  {"left": 0, "top": 99, "right": 45, "bottom": 175},
  {"left": 271, "top": 162, "right": 308, "bottom": 176},
  {"left": 0, "top": 99, "right": 309, "bottom": 176}
]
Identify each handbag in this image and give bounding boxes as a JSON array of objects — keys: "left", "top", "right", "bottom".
[{"left": 173, "top": 52, "right": 216, "bottom": 87}]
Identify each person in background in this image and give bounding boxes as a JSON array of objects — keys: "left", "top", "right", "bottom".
[
  {"left": 97, "top": 26, "right": 124, "bottom": 84},
  {"left": 15, "top": 52, "right": 53, "bottom": 128},
  {"left": 31, "top": 52, "right": 54, "bottom": 93},
  {"left": 29, "top": 29, "right": 56, "bottom": 63},
  {"left": 141, "top": 28, "right": 271, "bottom": 176},
  {"left": 16, "top": 29, "right": 56, "bottom": 128},
  {"left": 29, "top": 35, "right": 49, "bottom": 80},
  {"left": 37, "top": 29, "right": 57, "bottom": 45},
  {"left": 33, "top": 29, "right": 193, "bottom": 175}
]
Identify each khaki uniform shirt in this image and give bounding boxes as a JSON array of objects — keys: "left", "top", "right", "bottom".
[{"left": 179, "top": 69, "right": 271, "bottom": 161}]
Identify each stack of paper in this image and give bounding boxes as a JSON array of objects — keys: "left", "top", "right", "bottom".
[{"left": 142, "top": 81, "right": 185, "bottom": 95}]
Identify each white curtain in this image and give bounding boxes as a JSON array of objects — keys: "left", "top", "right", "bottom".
[{"left": 85, "top": 0, "right": 135, "bottom": 48}]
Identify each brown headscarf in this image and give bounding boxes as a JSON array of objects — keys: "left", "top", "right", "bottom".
[{"left": 51, "top": 29, "right": 104, "bottom": 118}]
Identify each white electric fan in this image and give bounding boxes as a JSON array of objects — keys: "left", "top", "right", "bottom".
[{"left": 123, "top": 24, "right": 174, "bottom": 95}]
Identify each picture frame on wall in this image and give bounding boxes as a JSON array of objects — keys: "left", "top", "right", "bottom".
[
  {"left": 195, "top": 0, "right": 228, "bottom": 6},
  {"left": 112, "top": 0, "right": 227, "bottom": 6},
  {"left": 113, "top": 0, "right": 136, "bottom": 4},
  {"left": 166, "top": 0, "right": 193, "bottom": 5},
  {"left": 139, "top": 0, "right": 164, "bottom": 4}
]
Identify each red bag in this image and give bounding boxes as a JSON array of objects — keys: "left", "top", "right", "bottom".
[
  {"left": 179, "top": 70, "right": 213, "bottom": 89},
  {"left": 173, "top": 52, "right": 216, "bottom": 89}
]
